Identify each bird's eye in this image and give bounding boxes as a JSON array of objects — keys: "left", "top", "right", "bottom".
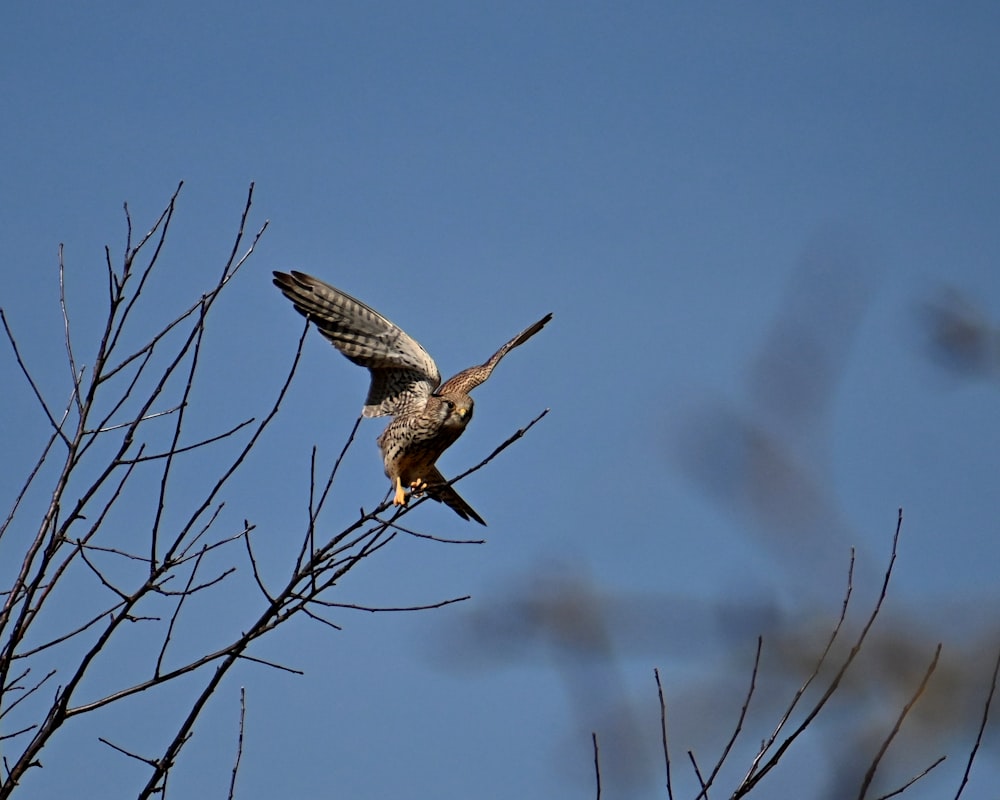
[{"left": 443, "top": 399, "right": 455, "bottom": 410}]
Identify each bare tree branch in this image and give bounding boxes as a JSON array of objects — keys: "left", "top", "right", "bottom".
[
  {"left": 654, "top": 667, "right": 674, "bottom": 800},
  {"left": 857, "top": 643, "right": 942, "bottom": 799},
  {"left": 695, "top": 637, "right": 762, "bottom": 800},
  {"left": 0, "top": 182, "right": 550, "bottom": 800},
  {"left": 227, "top": 687, "right": 246, "bottom": 800},
  {"left": 592, "top": 732, "right": 601, "bottom": 800},
  {"left": 954, "top": 645, "right": 1000, "bottom": 800},
  {"left": 735, "top": 510, "right": 905, "bottom": 797}
]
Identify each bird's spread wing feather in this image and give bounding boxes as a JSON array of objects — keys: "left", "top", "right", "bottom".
[
  {"left": 438, "top": 313, "right": 553, "bottom": 396},
  {"left": 273, "top": 271, "right": 440, "bottom": 416}
]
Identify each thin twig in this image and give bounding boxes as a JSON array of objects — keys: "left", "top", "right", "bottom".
[
  {"left": 0, "top": 670, "right": 56, "bottom": 720},
  {"left": 76, "top": 545, "right": 131, "bottom": 602},
  {"left": 0, "top": 309, "right": 70, "bottom": 446},
  {"left": 149, "top": 298, "right": 209, "bottom": 569},
  {"left": 444, "top": 407, "right": 551, "bottom": 488},
  {"left": 227, "top": 688, "right": 246, "bottom": 800},
  {"left": 954, "top": 644, "right": 1000, "bottom": 799},
  {"left": 695, "top": 637, "right": 762, "bottom": 800},
  {"left": 737, "top": 510, "right": 905, "bottom": 796},
  {"left": 874, "top": 755, "right": 946, "bottom": 800},
  {"left": 155, "top": 548, "right": 207, "bottom": 677},
  {"left": 0, "top": 426, "right": 62, "bottom": 544},
  {"left": 297, "top": 408, "right": 362, "bottom": 574},
  {"left": 98, "top": 736, "right": 160, "bottom": 767},
  {"left": 742, "top": 548, "right": 856, "bottom": 786},
  {"left": 58, "top": 244, "right": 84, "bottom": 419},
  {"left": 0, "top": 725, "right": 37, "bottom": 742},
  {"left": 119, "top": 418, "right": 255, "bottom": 463},
  {"left": 688, "top": 750, "right": 708, "bottom": 799},
  {"left": 244, "top": 521, "right": 275, "bottom": 603},
  {"left": 857, "top": 643, "right": 941, "bottom": 799},
  {"left": 592, "top": 732, "right": 601, "bottom": 800},
  {"left": 306, "top": 596, "right": 470, "bottom": 613},
  {"left": 175, "top": 503, "right": 229, "bottom": 562},
  {"left": 155, "top": 568, "right": 235, "bottom": 596},
  {"left": 388, "top": 520, "right": 485, "bottom": 545},
  {"left": 84, "top": 404, "right": 181, "bottom": 434},
  {"left": 10, "top": 605, "right": 126, "bottom": 659},
  {"left": 298, "top": 606, "right": 344, "bottom": 632},
  {"left": 654, "top": 668, "right": 674, "bottom": 800}
]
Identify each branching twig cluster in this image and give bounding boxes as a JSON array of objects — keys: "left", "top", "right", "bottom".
[
  {"left": 592, "top": 510, "right": 1000, "bottom": 799},
  {"left": 0, "top": 185, "right": 545, "bottom": 798}
]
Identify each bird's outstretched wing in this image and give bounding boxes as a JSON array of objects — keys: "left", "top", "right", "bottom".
[
  {"left": 423, "top": 466, "right": 486, "bottom": 526},
  {"left": 273, "top": 271, "right": 441, "bottom": 417},
  {"left": 437, "top": 313, "right": 553, "bottom": 396}
]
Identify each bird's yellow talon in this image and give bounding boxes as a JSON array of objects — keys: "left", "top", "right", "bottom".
[{"left": 393, "top": 477, "right": 407, "bottom": 506}]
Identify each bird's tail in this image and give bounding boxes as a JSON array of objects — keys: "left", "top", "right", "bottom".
[{"left": 424, "top": 467, "right": 486, "bottom": 526}]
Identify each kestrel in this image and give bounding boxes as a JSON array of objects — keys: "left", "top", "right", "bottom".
[{"left": 273, "top": 270, "right": 551, "bottom": 525}]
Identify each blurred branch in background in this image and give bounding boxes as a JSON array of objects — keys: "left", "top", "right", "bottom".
[
  {"left": 920, "top": 286, "right": 1000, "bottom": 383},
  {"left": 438, "top": 516, "right": 999, "bottom": 797},
  {"left": 431, "top": 231, "right": 999, "bottom": 796},
  {"left": 673, "top": 227, "right": 877, "bottom": 594}
]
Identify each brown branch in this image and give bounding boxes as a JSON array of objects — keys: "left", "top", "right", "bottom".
[
  {"left": 0, "top": 725, "right": 37, "bottom": 743},
  {"left": 741, "top": 547, "right": 856, "bottom": 786},
  {"left": 857, "top": 643, "right": 942, "bottom": 799},
  {"left": 84, "top": 404, "right": 182, "bottom": 434},
  {"left": 695, "top": 636, "right": 762, "bottom": 800},
  {"left": 149, "top": 297, "right": 209, "bottom": 568},
  {"left": 234, "top": 653, "right": 303, "bottom": 676},
  {"left": 0, "top": 424, "right": 62, "bottom": 545},
  {"left": 737, "top": 509, "right": 904, "bottom": 796},
  {"left": 25, "top": 448, "right": 147, "bottom": 631},
  {"left": 156, "top": 260, "right": 303, "bottom": 572},
  {"left": 119, "top": 418, "right": 255, "bottom": 463},
  {"left": 1, "top": 180, "right": 551, "bottom": 799},
  {"left": 76, "top": 544, "right": 132, "bottom": 602},
  {"left": 295, "top": 407, "right": 362, "bottom": 575},
  {"left": 12, "top": 605, "right": 125, "bottom": 659},
  {"left": 155, "top": 548, "right": 208, "bottom": 677},
  {"left": 98, "top": 736, "right": 161, "bottom": 768},
  {"left": 439, "top": 407, "right": 551, "bottom": 489},
  {"left": 874, "top": 755, "right": 946, "bottom": 800},
  {"left": 101, "top": 183, "right": 183, "bottom": 365},
  {"left": 592, "top": 732, "right": 601, "bottom": 800},
  {"left": 155, "top": 568, "right": 235, "bottom": 596},
  {"left": 0, "top": 186, "right": 272, "bottom": 793},
  {"left": 243, "top": 520, "right": 276, "bottom": 603},
  {"left": 58, "top": 244, "right": 84, "bottom": 420},
  {"left": 297, "top": 607, "right": 344, "bottom": 632},
  {"left": 306, "top": 595, "right": 470, "bottom": 613},
  {"left": 174, "top": 503, "right": 229, "bottom": 562},
  {"left": 688, "top": 750, "right": 708, "bottom": 799},
  {"left": 227, "top": 687, "right": 246, "bottom": 800},
  {"left": 0, "top": 308, "right": 71, "bottom": 447},
  {"left": 954, "top": 644, "right": 1000, "bottom": 799},
  {"left": 388, "top": 520, "right": 485, "bottom": 545},
  {"left": 0, "top": 669, "right": 56, "bottom": 720},
  {"left": 654, "top": 668, "right": 674, "bottom": 800}
]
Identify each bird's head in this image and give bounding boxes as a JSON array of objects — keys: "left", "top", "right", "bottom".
[{"left": 433, "top": 392, "right": 474, "bottom": 430}]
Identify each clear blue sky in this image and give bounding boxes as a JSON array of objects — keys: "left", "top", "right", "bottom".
[{"left": 2, "top": 3, "right": 999, "bottom": 798}]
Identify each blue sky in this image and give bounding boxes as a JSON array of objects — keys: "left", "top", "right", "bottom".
[{"left": 2, "top": 3, "right": 1000, "bottom": 798}]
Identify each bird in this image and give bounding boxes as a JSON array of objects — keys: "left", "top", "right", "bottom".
[{"left": 272, "top": 270, "right": 551, "bottom": 525}]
